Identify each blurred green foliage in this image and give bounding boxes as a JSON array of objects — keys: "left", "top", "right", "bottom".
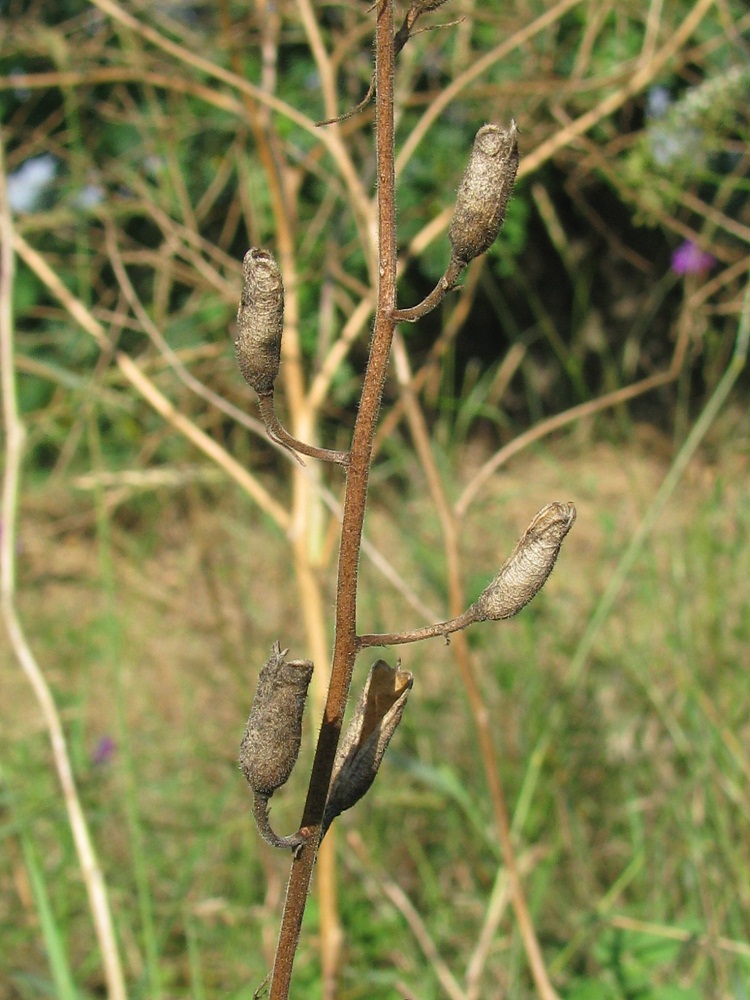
[
  {"left": 3, "top": 430, "right": 750, "bottom": 996},
  {"left": 2, "top": 0, "right": 748, "bottom": 475}
]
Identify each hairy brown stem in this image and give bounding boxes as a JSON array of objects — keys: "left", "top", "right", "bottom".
[{"left": 267, "top": 2, "right": 397, "bottom": 996}]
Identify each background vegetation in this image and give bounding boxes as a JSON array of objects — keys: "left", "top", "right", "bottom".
[{"left": 1, "top": 0, "right": 749, "bottom": 997}]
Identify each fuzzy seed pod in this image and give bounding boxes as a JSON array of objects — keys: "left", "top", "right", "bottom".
[
  {"left": 235, "top": 248, "right": 284, "bottom": 395},
  {"left": 472, "top": 502, "right": 576, "bottom": 621},
  {"left": 322, "top": 660, "right": 413, "bottom": 837},
  {"left": 239, "top": 642, "right": 313, "bottom": 798},
  {"left": 448, "top": 121, "right": 519, "bottom": 265}
]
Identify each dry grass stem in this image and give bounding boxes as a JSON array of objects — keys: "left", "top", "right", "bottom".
[{"left": 0, "top": 132, "right": 127, "bottom": 1000}]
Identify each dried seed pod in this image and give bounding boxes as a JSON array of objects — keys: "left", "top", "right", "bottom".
[
  {"left": 472, "top": 501, "right": 576, "bottom": 621},
  {"left": 448, "top": 121, "right": 519, "bottom": 266},
  {"left": 239, "top": 642, "right": 313, "bottom": 798},
  {"left": 235, "top": 248, "right": 284, "bottom": 395},
  {"left": 322, "top": 660, "right": 413, "bottom": 837}
]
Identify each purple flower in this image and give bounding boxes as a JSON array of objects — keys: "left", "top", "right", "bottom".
[
  {"left": 92, "top": 735, "right": 116, "bottom": 767},
  {"left": 671, "top": 241, "right": 716, "bottom": 276}
]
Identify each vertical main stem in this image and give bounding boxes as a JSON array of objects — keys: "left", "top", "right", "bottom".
[{"left": 268, "top": 2, "right": 397, "bottom": 996}]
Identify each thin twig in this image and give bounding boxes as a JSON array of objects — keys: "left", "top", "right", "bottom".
[
  {"left": 392, "top": 259, "right": 465, "bottom": 322},
  {"left": 12, "top": 228, "right": 434, "bottom": 637},
  {"left": 89, "top": 0, "right": 375, "bottom": 278},
  {"left": 358, "top": 606, "right": 476, "bottom": 648},
  {"left": 395, "top": 0, "right": 584, "bottom": 176},
  {"left": 256, "top": 393, "right": 350, "bottom": 466},
  {"left": 465, "top": 847, "right": 547, "bottom": 1000},
  {"left": 520, "top": 0, "right": 717, "bottom": 178},
  {"left": 116, "top": 355, "right": 290, "bottom": 531},
  {"left": 348, "top": 832, "right": 465, "bottom": 1000},
  {"left": 568, "top": 278, "right": 750, "bottom": 685}
]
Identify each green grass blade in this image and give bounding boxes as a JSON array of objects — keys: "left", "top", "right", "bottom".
[{"left": 20, "top": 830, "right": 80, "bottom": 1000}]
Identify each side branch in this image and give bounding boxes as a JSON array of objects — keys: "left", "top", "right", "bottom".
[{"left": 359, "top": 502, "right": 576, "bottom": 648}]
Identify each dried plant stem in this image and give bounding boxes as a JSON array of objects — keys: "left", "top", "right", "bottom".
[
  {"left": 465, "top": 846, "right": 547, "bottom": 1000},
  {"left": 521, "top": 0, "right": 716, "bottom": 177},
  {"left": 349, "top": 831, "right": 465, "bottom": 1000},
  {"left": 219, "top": 9, "right": 350, "bottom": 973},
  {"left": 375, "top": 264, "right": 486, "bottom": 448},
  {"left": 288, "top": 508, "right": 342, "bottom": 997},
  {"left": 0, "top": 67, "right": 249, "bottom": 119},
  {"left": 389, "top": 0, "right": 717, "bottom": 287},
  {"left": 117, "top": 354, "right": 290, "bottom": 530},
  {"left": 390, "top": 338, "right": 560, "bottom": 1000},
  {"left": 395, "top": 0, "right": 583, "bottom": 175},
  {"left": 10, "top": 228, "right": 431, "bottom": 643},
  {"left": 569, "top": 280, "right": 750, "bottom": 685},
  {"left": 276, "top": 4, "right": 360, "bottom": 984},
  {"left": 268, "top": 3, "right": 398, "bottom": 996},
  {"left": 0, "top": 135, "right": 128, "bottom": 1000}
]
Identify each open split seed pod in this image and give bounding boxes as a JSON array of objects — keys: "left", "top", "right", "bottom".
[{"left": 322, "top": 660, "right": 413, "bottom": 837}]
